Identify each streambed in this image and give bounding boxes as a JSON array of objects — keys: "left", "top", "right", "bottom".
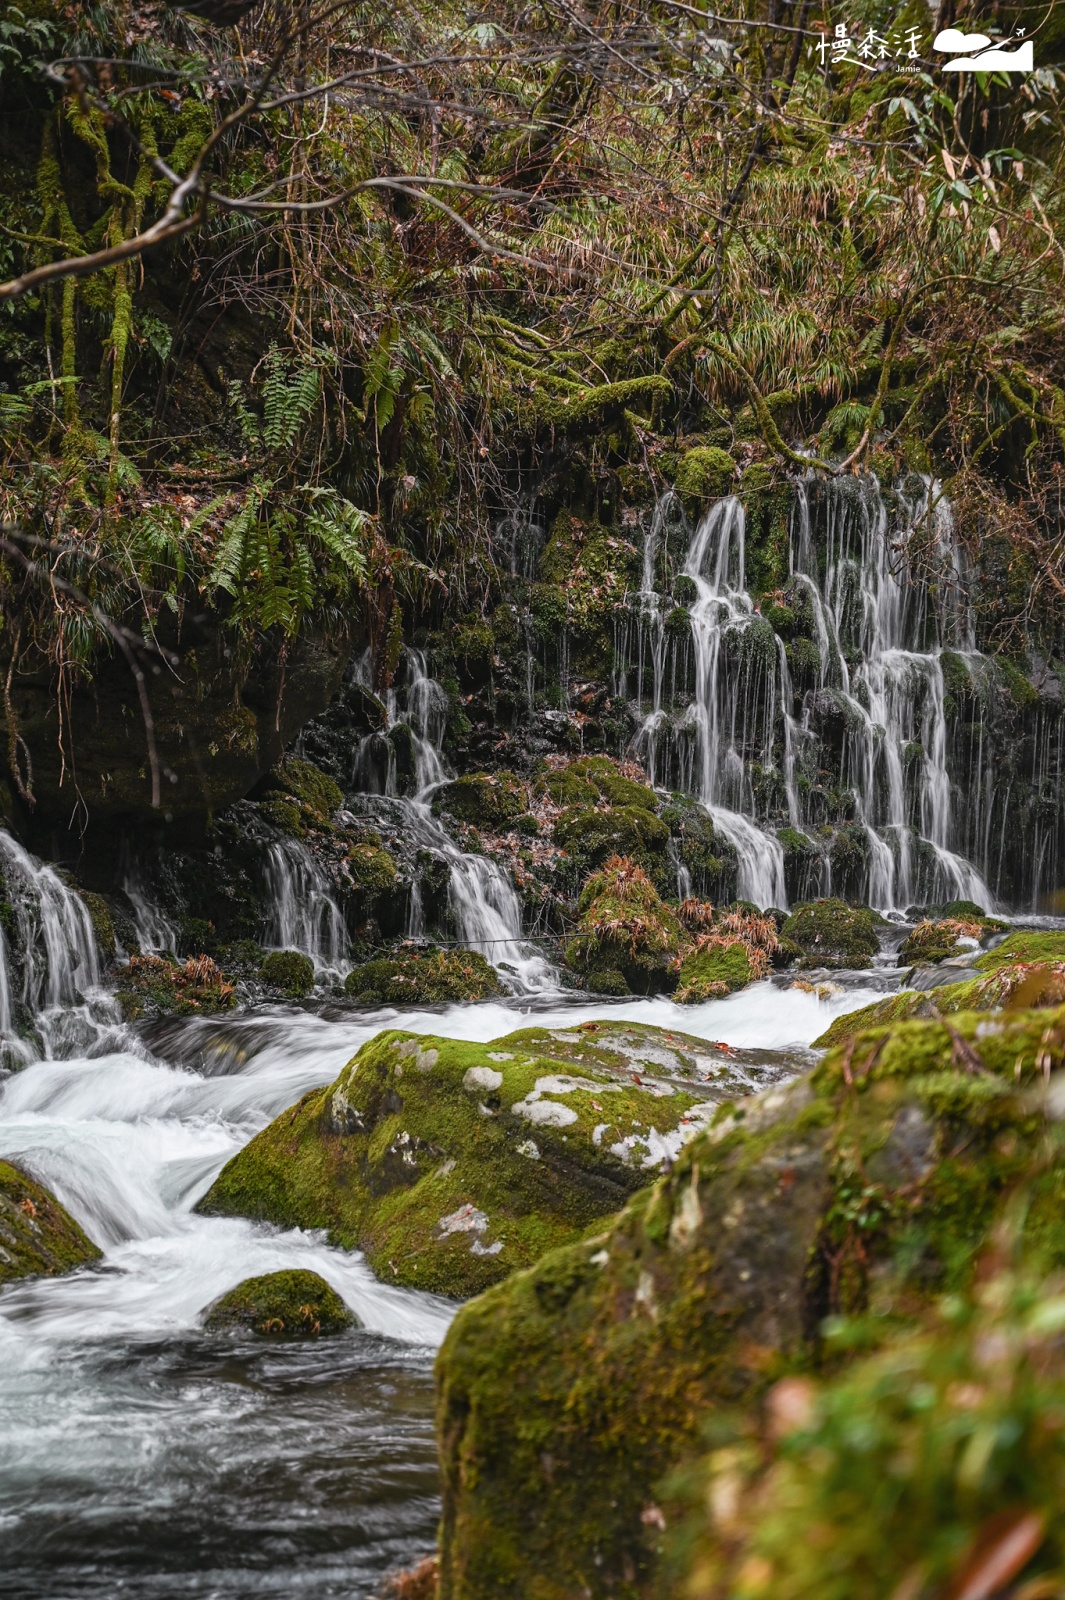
[{"left": 0, "top": 979, "right": 885, "bottom": 1598}]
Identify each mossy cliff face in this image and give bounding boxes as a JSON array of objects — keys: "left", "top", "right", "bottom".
[
  {"left": 203, "top": 1269, "right": 354, "bottom": 1337},
  {"left": 434, "top": 1003, "right": 1065, "bottom": 1600},
  {"left": 0, "top": 1160, "right": 102, "bottom": 1285},
  {"left": 197, "top": 1023, "right": 769, "bottom": 1298}
]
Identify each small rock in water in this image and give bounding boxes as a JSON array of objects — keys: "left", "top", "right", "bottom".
[{"left": 203, "top": 1269, "right": 355, "bottom": 1337}]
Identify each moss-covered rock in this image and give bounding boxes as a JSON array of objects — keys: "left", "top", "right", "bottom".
[
  {"left": 76, "top": 889, "right": 116, "bottom": 962},
  {"left": 116, "top": 953, "right": 236, "bottom": 1019},
  {"left": 565, "top": 856, "right": 681, "bottom": 992},
  {"left": 815, "top": 956, "right": 1065, "bottom": 1048},
  {"left": 203, "top": 1269, "right": 354, "bottom": 1337},
  {"left": 345, "top": 841, "right": 398, "bottom": 898},
  {"left": 899, "top": 915, "right": 1000, "bottom": 966},
  {"left": 435, "top": 1003, "right": 1065, "bottom": 1600},
  {"left": 431, "top": 772, "right": 528, "bottom": 828},
  {"left": 265, "top": 755, "right": 343, "bottom": 820},
  {"left": 675, "top": 445, "right": 735, "bottom": 506},
  {"left": 555, "top": 756, "right": 659, "bottom": 813},
  {"left": 781, "top": 898, "right": 880, "bottom": 969},
  {"left": 675, "top": 940, "right": 752, "bottom": 1002},
  {"left": 343, "top": 948, "right": 503, "bottom": 1006},
  {"left": 555, "top": 804, "right": 669, "bottom": 876},
  {"left": 197, "top": 1022, "right": 737, "bottom": 1297},
  {"left": 259, "top": 949, "right": 315, "bottom": 998},
  {"left": 976, "top": 930, "right": 1065, "bottom": 969},
  {"left": 0, "top": 1160, "right": 101, "bottom": 1285}
]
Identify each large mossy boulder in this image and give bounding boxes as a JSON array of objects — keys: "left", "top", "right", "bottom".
[
  {"left": 431, "top": 772, "right": 527, "bottom": 829},
  {"left": 196, "top": 1023, "right": 768, "bottom": 1298},
  {"left": 343, "top": 948, "right": 503, "bottom": 1006},
  {"left": 434, "top": 1003, "right": 1065, "bottom": 1599},
  {"left": 545, "top": 756, "right": 658, "bottom": 814},
  {"left": 0, "top": 1160, "right": 102, "bottom": 1285},
  {"left": 781, "top": 898, "right": 880, "bottom": 969},
  {"left": 203, "top": 1269, "right": 354, "bottom": 1337},
  {"left": 564, "top": 856, "right": 681, "bottom": 993}
]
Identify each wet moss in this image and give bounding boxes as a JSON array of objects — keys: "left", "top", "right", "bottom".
[
  {"left": 432, "top": 772, "right": 527, "bottom": 828},
  {"left": 345, "top": 842, "right": 398, "bottom": 898},
  {"left": 203, "top": 1269, "right": 354, "bottom": 1337},
  {"left": 675, "top": 940, "right": 752, "bottom": 1003},
  {"left": 976, "top": 931, "right": 1065, "bottom": 969},
  {"left": 675, "top": 446, "right": 735, "bottom": 507},
  {"left": 259, "top": 949, "right": 315, "bottom": 998},
  {"left": 565, "top": 857, "right": 681, "bottom": 993},
  {"left": 197, "top": 1023, "right": 715, "bottom": 1297},
  {"left": 435, "top": 1003, "right": 1065, "bottom": 1600},
  {"left": 343, "top": 948, "right": 503, "bottom": 1005},
  {"left": 116, "top": 953, "right": 236, "bottom": 1019},
  {"left": 76, "top": 889, "right": 115, "bottom": 961},
  {"left": 265, "top": 755, "right": 343, "bottom": 822},
  {"left": 781, "top": 898, "right": 880, "bottom": 969},
  {"left": 555, "top": 804, "right": 669, "bottom": 877},
  {"left": 0, "top": 1160, "right": 101, "bottom": 1285}
]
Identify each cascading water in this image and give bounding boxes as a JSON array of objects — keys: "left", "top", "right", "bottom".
[
  {"left": 0, "top": 830, "right": 121, "bottom": 1066},
  {"left": 350, "top": 651, "right": 556, "bottom": 992},
  {"left": 264, "top": 837, "right": 350, "bottom": 975},
  {"left": 623, "top": 474, "right": 1014, "bottom": 912}
]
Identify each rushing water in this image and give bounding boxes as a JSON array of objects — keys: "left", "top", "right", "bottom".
[{"left": 0, "top": 972, "right": 885, "bottom": 1598}]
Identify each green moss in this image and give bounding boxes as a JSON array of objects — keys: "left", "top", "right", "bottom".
[
  {"left": 77, "top": 889, "right": 115, "bottom": 961},
  {"left": 343, "top": 948, "right": 503, "bottom": 1005},
  {"left": 198, "top": 1023, "right": 715, "bottom": 1298},
  {"left": 587, "top": 969, "right": 630, "bottom": 996},
  {"left": 435, "top": 1002, "right": 1065, "bottom": 1600},
  {"left": 675, "top": 940, "right": 752, "bottom": 1003},
  {"left": 116, "top": 953, "right": 236, "bottom": 1019},
  {"left": 259, "top": 795, "right": 305, "bottom": 837},
  {"left": 675, "top": 445, "right": 735, "bottom": 505},
  {"left": 0, "top": 1160, "right": 102, "bottom": 1285},
  {"left": 432, "top": 772, "right": 527, "bottom": 828},
  {"left": 259, "top": 950, "right": 315, "bottom": 997},
  {"left": 521, "top": 374, "right": 671, "bottom": 432},
  {"left": 976, "top": 931, "right": 1065, "bottom": 969},
  {"left": 997, "top": 656, "right": 1038, "bottom": 708},
  {"left": 555, "top": 803, "right": 669, "bottom": 875},
  {"left": 203, "top": 1269, "right": 354, "bottom": 1337},
  {"left": 265, "top": 755, "right": 343, "bottom": 821},
  {"left": 565, "top": 857, "right": 681, "bottom": 992},
  {"left": 899, "top": 917, "right": 989, "bottom": 966},
  {"left": 781, "top": 899, "right": 880, "bottom": 969},
  {"left": 345, "top": 843, "right": 398, "bottom": 897}
]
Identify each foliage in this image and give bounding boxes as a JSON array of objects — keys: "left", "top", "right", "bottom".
[
  {"left": 343, "top": 947, "right": 503, "bottom": 1005},
  {"left": 203, "top": 1269, "right": 354, "bottom": 1338},
  {"left": 259, "top": 950, "right": 315, "bottom": 998}
]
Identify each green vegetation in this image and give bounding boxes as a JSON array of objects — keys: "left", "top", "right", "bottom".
[
  {"left": 203, "top": 1270, "right": 354, "bottom": 1338},
  {"left": 435, "top": 1001, "right": 1065, "bottom": 1599},
  {"left": 432, "top": 773, "right": 528, "bottom": 829},
  {"left": 343, "top": 949, "right": 503, "bottom": 1006},
  {"left": 0, "top": 1160, "right": 101, "bottom": 1285},
  {"left": 198, "top": 1023, "right": 716, "bottom": 1297},
  {"left": 116, "top": 953, "right": 235, "bottom": 1019},
  {"left": 781, "top": 899, "right": 881, "bottom": 969},
  {"left": 564, "top": 856, "right": 681, "bottom": 993},
  {"left": 259, "top": 950, "right": 315, "bottom": 999}
]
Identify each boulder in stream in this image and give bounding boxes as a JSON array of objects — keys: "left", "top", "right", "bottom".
[
  {"left": 434, "top": 1002, "right": 1065, "bottom": 1598},
  {"left": 197, "top": 1022, "right": 781, "bottom": 1297},
  {"left": 203, "top": 1269, "right": 354, "bottom": 1337},
  {"left": 780, "top": 898, "right": 881, "bottom": 969},
  {"left": 0, "top": 1160, "right": 101, "bottom": 1285}
]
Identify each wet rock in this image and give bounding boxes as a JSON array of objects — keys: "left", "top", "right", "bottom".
[
  {"left": 435, "top": 1002, "right": 1065, "bottom": 1599},
  {"left": 196, "top": 1021, "right": 753, "bottom": 1298},
  {"left": 781, "top": 898, "right": 881, "bottom": 969},
  {"left": 0, "top": 1160, "right": 101, "bottom": 1285},
  {"left": 203, "top": 1269, "right": 355, "bottom": 1336},
  {"left": 564, "top": 857, "right": 680, "bottom": 993},
  {"left": 343, "top": 948, "right": 503, "bottom": 1005}
]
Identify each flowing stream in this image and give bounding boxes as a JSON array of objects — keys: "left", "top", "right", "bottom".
[{"left": 0, "top": 824, "right": 886, "bottom": 1595}]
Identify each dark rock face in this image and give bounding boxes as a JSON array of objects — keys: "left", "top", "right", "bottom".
[{"left": 1, "top": 612, "right": 351, "bottom": 841}]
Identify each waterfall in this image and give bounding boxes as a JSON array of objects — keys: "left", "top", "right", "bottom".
[
  {"left": 350, "top": 651, "right": 556, "bottom": 993},
  {"left": 621, "top": 473, "right": 1012, "bottom": 912},
  {"left": 681, "top": 498, "right": 787, "bottom": 908},
  {"left": 264, "top": 839, "right": 350, "bottom": 975},
  {"left": 122, "top": 869, "right": 178, "bottom": 954},
  {"left": 0, "top": 829, "right": 119, "bottom": 1065}
]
